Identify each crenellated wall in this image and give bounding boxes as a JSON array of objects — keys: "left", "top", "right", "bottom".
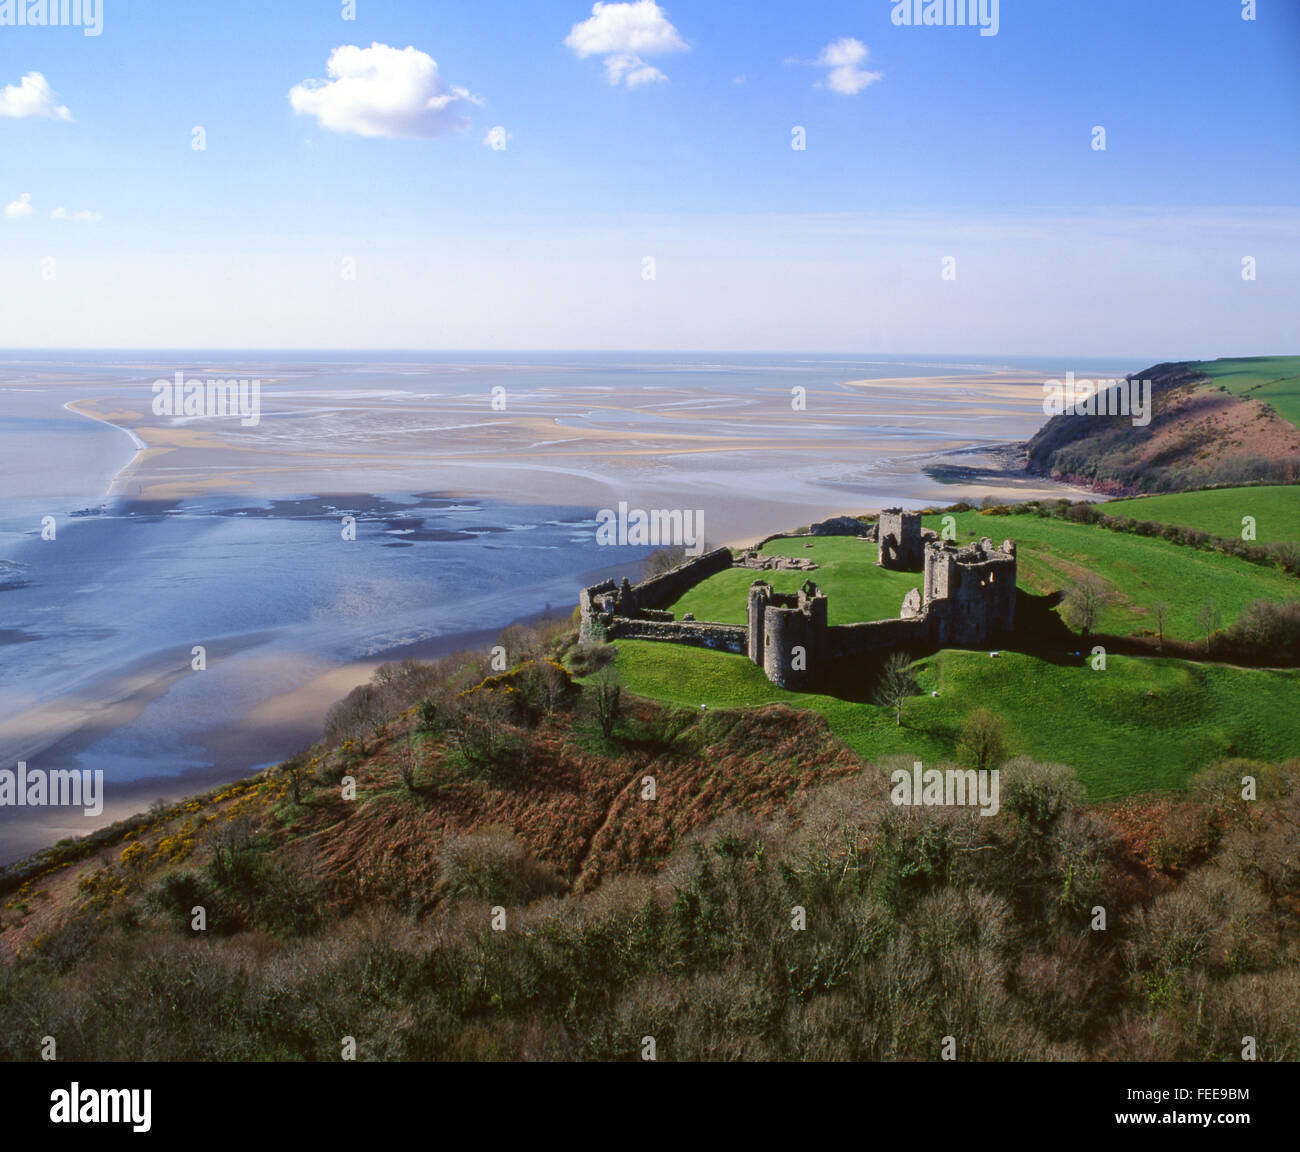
[
  {"left": 628, "top": 547, "right": 734, "bottom": 610},
  {"left": 579, "top": 547, "right": 735, "bottom": 645},
  {"left": 577, "top": 519, "right": 1018, "bottom": 693}
]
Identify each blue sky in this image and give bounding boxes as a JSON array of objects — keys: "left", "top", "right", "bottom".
[{"left": 1, "top": 0, "right": 1297, "bottom": 352}]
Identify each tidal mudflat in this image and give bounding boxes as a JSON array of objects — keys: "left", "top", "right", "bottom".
[{"left": 0, "top": 352, "right": 1122, "bottom": 860}]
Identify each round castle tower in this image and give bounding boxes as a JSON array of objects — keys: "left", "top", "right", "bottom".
[{"left": 747, "top": 579, "right": 828, "bottom": 690}]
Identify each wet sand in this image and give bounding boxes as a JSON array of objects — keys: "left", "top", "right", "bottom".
[
  {"left": 0, "top": 620, "right": 509, "bottom": 863},
  {"left": 2, "top": 358, "right": 1110, "bottom": 864},
  {"left": 66, "top": 365, "right": 1096, "bottom": 547}
]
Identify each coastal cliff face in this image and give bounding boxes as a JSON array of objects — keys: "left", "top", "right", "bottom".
[{"left": 1026, "top": 359, "right": 1300, "bottom": 496}]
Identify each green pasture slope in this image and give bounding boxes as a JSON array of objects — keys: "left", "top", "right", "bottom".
[
  {"left": 921, "top": 509, "right": 1297, "bottom": 643},
  {"left": 1199, "top": 355, "right": 1300, "bottom": 428},
  {"left": 602, "top": 511, "right": 1300, "bottom": 797},
  {"left": 668, "top": 536, "right": 916, "bottom": 626},
  {"left": 1106, "top": 485, "right": 1300, "bottom": 546},
  {"left": 608, "top": 641, "right": 1300, "bottom": 798}
]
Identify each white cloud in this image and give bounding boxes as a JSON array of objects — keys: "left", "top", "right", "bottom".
[
  {"left": 565, "top": 1, "right": 688, "bottom": 88},
  {"left": 814, "top": 38, "right": 882, "bottom": 95},
  {"left": 51, "top": 206, "right": 102, "bottom": 223},
  {"left": 289, "top": 43, "right": 481, "bottom": 139},
  {"left": 0, "top": 72, "right": 72, "bottom": 120},
  {"left": 483, "top": 125, "right": 511, "bottom": 151},
  {"left": 5, "top": 193, "right": 33, "bottom": 219}
]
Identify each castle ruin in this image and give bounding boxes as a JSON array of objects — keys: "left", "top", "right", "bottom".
[
  {"left": 876, "top": 508, "right": 925, "bottom": 570},
  {"left": 579, "top": 516, "right": 1017, "bottom": 692}
]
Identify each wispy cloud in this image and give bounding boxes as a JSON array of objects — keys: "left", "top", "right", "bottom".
[
  {"left": 800, "top": 38, "right": 883, "bottom": 95},
  {"left": 4, "top": 193, "right": 33, "bottom": 219},
  {"left": 816, "top": 38, "right": 882, "bottom": 94},
  {"left": 51, "top": 206, "right": 102, "bottom": 223}
]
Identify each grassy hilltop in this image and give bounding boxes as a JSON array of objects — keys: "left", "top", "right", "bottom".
[
  {"left": 1026, "top": 356, "right": 1300, "bottom": 495},
  {"left": 610, "top": 491, "right": 1300, "bottom": 797}
]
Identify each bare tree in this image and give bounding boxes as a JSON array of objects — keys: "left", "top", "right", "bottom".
[
  {"left": 874, "top": 652, "right": 919, "bottom": 727},
  {"left": 447, "top": 688, "right": 513, "bottom": 767},
  {"left": 396, "top": 734, "right": 421, "bottom": 792},
  {"left": 1195, "top": 599, "right": 1223, "bottom": 653},
  {"left": 528, "top": 660, "right": 571, "bottom": 716},
  {"left": 324, "top": 682, "right": 388, "bottom": 754},
  {"left": 1062, "top": 575, "right": 1113, "bottom": 641},
  {"left": 642, "top": 545, "right": 692, "bottom": 579},
  {"left": 1150, "top": 601, "right": 1172, "bottom": 649}
]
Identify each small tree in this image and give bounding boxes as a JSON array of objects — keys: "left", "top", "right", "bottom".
[
  {"left": 956, "top": 708, "right": 1006, "bottom": 773},
  {"left": 874, "top": 652, "right": 918, "bottom": 727},
  {"left": 282, "top": 757, "right": 304, "bottom": 805},
  {"left": 447, "top": 688, "right": 513, "bottom": 768},
  {"left": 643, "top": 545, "right": 687, "bottom": 579},
  {"left": 1150, "top": 601, "right": 1172, "bottom": 649},
  {"left": 418, "top": 698, "right": 439, "bottom": 733},
  {"left": 1062, "top": 574, "right": 1113, "bottom": 641},
  {"left": 1195, "top": 599, "right": 1223, "bottom": 653},
  {"left": 396, "top": 734, "right": 421, "bottom": 792},
  {"left": 324, "top": 682, "right": 388, "bottom": 754},
  {"left": 592, "top": 668, "right": 623, "bottom": 739}
]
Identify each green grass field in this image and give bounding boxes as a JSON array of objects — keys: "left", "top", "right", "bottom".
[
  {"left": 921, "top": 509, "right": 1297, "bottom": 642},
  {"left": 1198, "top": 355, "right": 1300, "bottom": 428},
  {"left": 606, "top": 640, "right": 1300, "bottom": 798},
  {"left": 1106, "top": 485, "right": 1300, "bottom": 545},
  {"left": 668, "top": 536, "right": 917, "bottom": 626}
]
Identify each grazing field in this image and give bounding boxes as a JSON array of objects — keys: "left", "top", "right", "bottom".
[
  {"left": 1106, "top": 485, "right": 1300, "bottom": 545},
  {"left": 667, "top": 536, "right": 917, "bottom": 625},
  {"left": 1200, "top": 355, "right": 1300, "bottom": 428},
  {"left": 607, "top": 640, "right": 1300, "bottom": 798},
  {"left": 920, "top": 509, "right": 1297, "bottom": 642}
]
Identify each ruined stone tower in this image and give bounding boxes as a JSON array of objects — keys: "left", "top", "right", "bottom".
[
  {"left": 877, "top": 508, "right": 923, "bottom": 570},
  {"left": 746, "top": 579, "right": 828, "bottom": 691},
  {"left": 922, "top": 537, "right": 1017, "bottom": 647}
]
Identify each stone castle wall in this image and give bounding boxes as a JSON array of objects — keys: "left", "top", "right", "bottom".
[
  {"left": 579, "top": 547, "right": 734, "bottom": 645},
  {"left": 828, "top": 615, "right": 934, "bottom": 660},
  {"left": 629, "top": 547, "right": 734, "bottom": 610},
  {"left": 577, "top": 518, "right": 1018, "bottom": 693},
  {"left": 606, "top": 616, "right": 747, "bottom": 654}
]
